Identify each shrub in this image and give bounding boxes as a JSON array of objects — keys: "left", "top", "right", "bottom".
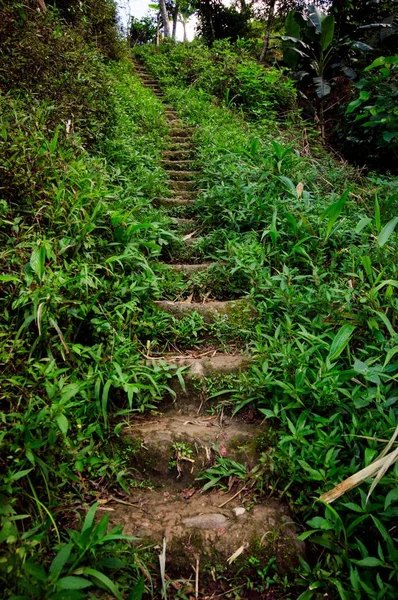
[
  {"left": 136, "top": 39, "right": 297, "bottom": 119},
  {"left": 339, "top": 55, "right": 398, "bottom": 170}
]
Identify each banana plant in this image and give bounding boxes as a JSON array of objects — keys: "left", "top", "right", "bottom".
[{"left": 281, "top": 5, "right": 336, "bottom": 138}]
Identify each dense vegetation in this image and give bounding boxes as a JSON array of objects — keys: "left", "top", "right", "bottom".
[
  {"left": 1, "top": 1, "right": 397, "bottom": 599},
  {"left": 0, "top": 2, "right": 176, "bottom": 597},
  {"left": 136, "top": 40, "right": 398, "bottom": 599}
]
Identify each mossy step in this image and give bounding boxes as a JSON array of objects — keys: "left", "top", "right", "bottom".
[
  {"left": 167, "top": 170, "right": 200, "bottom": 180},
  {"left": 106, "top": 487, "right": 303, "bottom": 584},
  {"left": 158, "top": 352, "right": 250, "bottom": 377},
  {"left": 170, "top": 217, "right": 197, "bottom": 230},
  {"left": 121, "top": 410, "right": 262, "bottom": 484},
  {"left": 166, "top": 137, "right": 193, "bottom": 145},
  {"left": 157, "top": 197, "right": 196, "bottom": 208},
  {"left": 163, "top": 150, "right": 195, "bottom": 160},
  {"left": 168, "top": 263, "right": 212, "bottom": 273},
  {"left": 154, "top": 298, "right": 251, "bottom": 323},
  {"left": 166, "top": 143, "right": 195, "bottom": 151},
  {"left": 162, "top": 160, "right": 196, "bottom": 170},
  {"left": 170, "top": 180, "right": 196, "bottom": 191},
  {"left": 168, "top": 127, "right": 195, "bottom": 136}
]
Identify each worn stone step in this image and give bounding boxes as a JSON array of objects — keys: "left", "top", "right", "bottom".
[
  {"left": 121, "top": 410, "right": 262, "bottom": 484},
  {"left": 166, "top": 137, "right": 193, "bottom": 146},
  {"left": 169, "top": 128, "right": 195, "bottom": 137},
  {"left": 158, "top": 197, "right": 196, "bottom": 208},
  {"left": 162, "top": 160, "right": 196, "bottom": 170},
  {"left": 167, "top": 170, "right": 200, "bottom": 180},
  {"left": 166, "top": 143, "right": 194, "bottom": 152},
  {"left": 154, "top": 299, "right": 251, "bottom": 323},
  {"left": 170, "top": 180, "right": 196, "bottom": 191},
  {"left": 168, "top": 263, "right": 212, "bottom": 273},
  {"left": 163, "top": 150, "right": 194, "bottom": 160},
  {"left": 107, "top": 487, "right": 303, "bottom": 584},
  {"left": 170, "top": 217, "right": 198, "bottom": 232},
  {"left": 160, "top": 352, "right": 249, "bottom": 378}
]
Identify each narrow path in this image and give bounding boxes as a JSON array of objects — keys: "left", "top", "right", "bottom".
[{"left": 105, "top": 63, "right": 304, "bottom": 595}]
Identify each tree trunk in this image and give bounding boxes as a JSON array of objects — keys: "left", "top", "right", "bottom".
[
  {"left": 259, "top": 0, "right": 276, "bottom": 63},
  {"left": 159, "top": 0, "right": 171, "bottom": 38},
  {"left": 172, "top": 1, "right": 180, "bottom": 40},
  {"left": 37, "top": 0, "right": 47, "bottom": 11}
]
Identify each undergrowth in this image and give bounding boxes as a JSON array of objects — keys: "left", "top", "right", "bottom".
[
  {"left": 138, "top": 43, "right": 398, "bottom": 600},
  {"left": 0, "top": 5, "right": 180, "bottom": 597}
]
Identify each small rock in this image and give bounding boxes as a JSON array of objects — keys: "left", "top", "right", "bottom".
[
  {"left": 183, "top": 513, "right": 229, "bottom": 530},
  {"left": 233, "top": 507, "right": 246, "bottom": 517}
]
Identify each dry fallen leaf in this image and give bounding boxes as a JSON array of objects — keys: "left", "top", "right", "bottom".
[
  {"left": 182, "top": 487, "right": 196, "bottom": 500},
  {"left": 227, "top": 543, "right": 247, "bottom": 564},
  {"left": 218, "top": 443, "right": 228, "bottom": 457},
  {"left": 296, "top": 182, "right": 304, "bottom": 198}
]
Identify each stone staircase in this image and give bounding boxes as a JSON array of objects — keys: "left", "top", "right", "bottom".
[{"left": 104, "top": 62, "right": 303, "bottom": 595}]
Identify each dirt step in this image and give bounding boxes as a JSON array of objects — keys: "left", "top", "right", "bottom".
[
  {"left": 166, "top": 137, "right": 193, "bottom": 145},
  {"left": 169, "top": 128, "right": 195, "bottom": 137},
  {"left": 166, "top": 143, "right": 195, "bottom": 152},
  {"left": 166, "top": 170, "right": 200, "bottom": 180},
  {"left": 154, "top": 299, "right": 251, "bottom": 323},
  {"left": 168, "top": 263, "right": 212, "bottom": 273},
  {"left": 107, "top": 488, "right": 303, "bottom": 582},
  {"left": 162, "top": 160, "right": 196, "bottom": 170},
  {"left": 159, "top": 352, "right": 249, "bottom": 377},
  {"left": 170, "top": 217, "right": 197, "bottom": 229},
  {"left": 158, "top": 197, "right": 196, "bottom": 208},
  {"left": 122, "top": 410, "right": 262, "bottom": 483},
  {"left": 163, "top": 150, "right": 195, "bottom": 160},
  {"left": 170, "top": 180, "right": 196, "bottom": 191}
]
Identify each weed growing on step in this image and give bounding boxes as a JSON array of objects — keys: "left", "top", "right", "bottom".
[{"left": 138, "top": 45, "right": 398, "bottom": 599}]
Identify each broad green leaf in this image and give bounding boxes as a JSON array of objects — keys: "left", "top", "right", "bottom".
[
  {"left": 383, "top": 131, "right": 398, "bottom": 143},
  {"left": 56, "top": 414, "right": 69, "bottom": 436},
  {"left": 30, "top": 245, "right": 46, "bottom": 280},
  {"left": 384, "top": 487, "right": 398, "bottom": 510},
  {"left": 353, "top": 557, "right": 385, "bottom": 567},
  {"left": 128, "top": 578, "right": 145, "bottom": 600},
  {"left": 82, "top": 503, "right": 98, "bottom": 534},
  {"left": 377, "top": 216, "right": 398, "bottom": 247},
  {"left": 60, "top": 383, "right": 81, "bottom": 403},
  {"left": 355, "top": 217, "right": 372, "bottom": 234},
  {"left": 328, "top": 325, "right": 355, "bottom": 361},
  {"left": 374, "top": 195, "right": 381, "bottom": 232},
  {"left": 82, "top": 568, "right": 123, "bottom": 600},
  {"left": 308, "top": 5, "right": 327, "bottom": 33},
  {"left": 49, "top": 542, "right": 73, "bottom": 580},
  {"left": 23, "top": 562, "right": 47, "bottom": 581},
  {"left": 306, "top": 516, "right": 334, "bottom": 530},
  {"left": 320, "top": 15, "right": 334, "bottom": 50},
  {"left": 321, "top": 189, "right": 349, "bottom": 237},
  {"left": 11, "top": 468, "right": 33, "bottom": 481},
  {"left": 0, "top": 275, "right": 20, "bottom": 282},
  {"left": 56, "top": 576, "right": 92, "bottom": 590}
]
